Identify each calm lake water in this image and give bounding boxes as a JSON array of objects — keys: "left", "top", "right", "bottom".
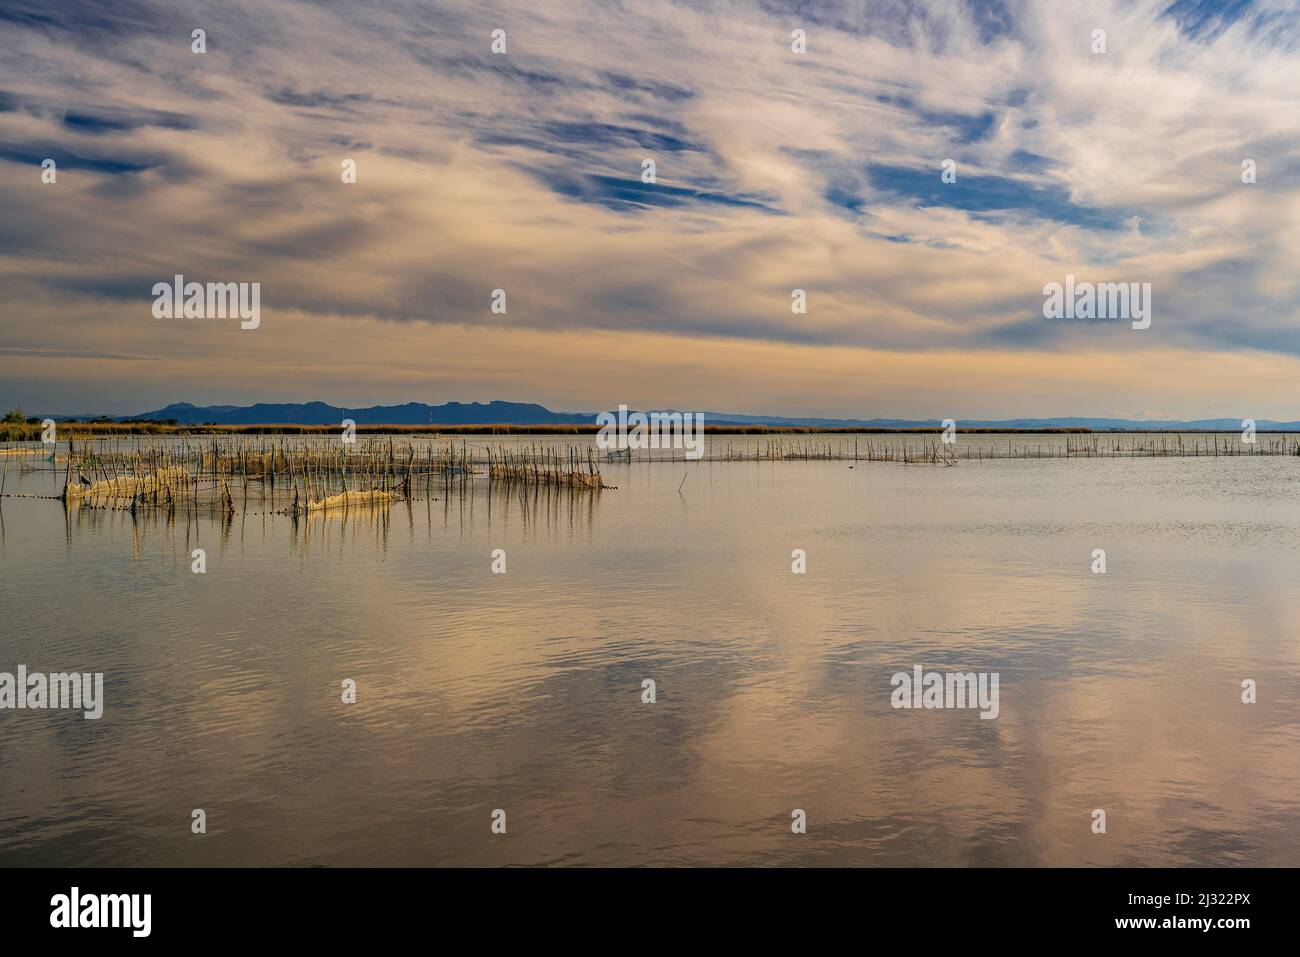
[{"left": 1, "top": 436, "right": 1298, "bottom": 866}]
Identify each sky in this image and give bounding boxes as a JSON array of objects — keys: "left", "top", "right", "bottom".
[{"left": 1, "top": 0, "right": 1299, "bottom": 419}]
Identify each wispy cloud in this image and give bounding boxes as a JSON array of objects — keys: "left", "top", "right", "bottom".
[{"left": 1, "top": 0, "right": 1299, "bottom": 416}]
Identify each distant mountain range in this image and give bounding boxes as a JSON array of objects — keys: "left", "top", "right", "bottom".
[{"left": 36, "top": 400, "right": 1300, "bottom": 431}]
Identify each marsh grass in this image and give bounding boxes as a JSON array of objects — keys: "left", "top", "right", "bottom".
[
  {"left": 4, "top": 430, "right": 1297, "bottom": 522},
  {"left": 3, "top": 435, "right": 608, "bottom": 517}
]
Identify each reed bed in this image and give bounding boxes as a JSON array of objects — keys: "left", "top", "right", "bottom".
[
  {"left": 486, "top": 444, "right": 610, "bottom": 488},
  {"left": 3, "top": 431, "right": 1297, "bottom": 519},
  {"left": 718, "top": 438, "right": 958, "bottom": 464},
  {"left": 62, "top": 465, "right": 191, "bottom": 499},
  {"left": 3, "top": 435, "right": 608, "bottom": 516},
  {"left": 712, "top": 433, "right": 1300, "bottom": 461},
  {"left": 292, "top": 488, "right": 394, "bottom": 514}
]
